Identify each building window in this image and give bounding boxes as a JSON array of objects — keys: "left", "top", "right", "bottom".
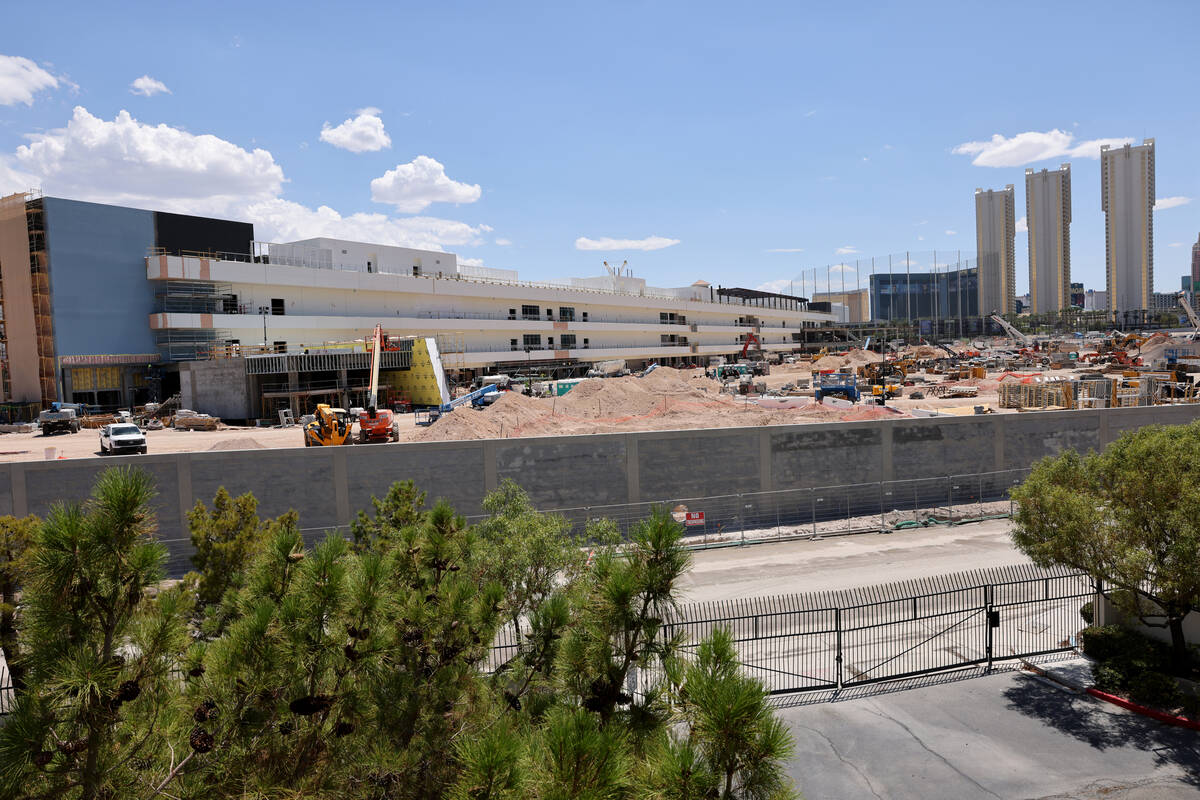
[
  {"left": 508, "top": 308, "right": 516, "bottom": 320},
  {"left": 222, "top": 294, "right": 239, "bottom": 314},
  {"left": 412, "top": 266, "right": 421, "bottom": 276},
  {"left": 522, "top": 334, "right": 541, "bottom": 348},
  {"left": 271, "top": 298, "right": 285, "bottom": 316},
  {"left": 547, "top": 336, "right": 554, "bottom": 347},
  {"left": 546, "top": 308, "right": 553, "bottom": 318},
  {"left": 510, "top": 338, "right": 519, "bottom": 351},
  {"left": 521, "top": 304, "right": 539, "bottom": 320},
  {"left": 583, "top": 338, "right": 589, "bottom": 348},
  {"left": 560, "top": 334, "right": 576, "bottom": 348},
  {"left": 559, "top": 307, "right": 575, "bottom": 321},
  {"left": 582, "top": 311, "right": 589, "bottom": 322}
]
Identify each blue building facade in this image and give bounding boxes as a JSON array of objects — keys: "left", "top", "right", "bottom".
[{"left": 869, "top": 267, "right": 979, "bottom": 322}]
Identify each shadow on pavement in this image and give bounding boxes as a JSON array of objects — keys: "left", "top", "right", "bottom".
[
  {"left": 771, "top": 664, "right": 1009, "bottom": 708},
  {"left": 1002, "top": 676, "right": 1200, "bottom": 787}
]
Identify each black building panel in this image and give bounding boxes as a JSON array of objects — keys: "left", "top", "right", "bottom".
[{"left": 153, "top": 212, "right": 254, "bottom": 256}]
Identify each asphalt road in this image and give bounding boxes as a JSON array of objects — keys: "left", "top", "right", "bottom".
[
  {"left": 680, "top": 518, "right": 1027, "bottom": 603},
  {"left": 781, "top": 668, "right": 1200, "bottom": 800}
]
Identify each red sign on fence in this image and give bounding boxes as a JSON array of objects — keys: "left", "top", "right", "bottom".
[{"left": 683, "top": 511, "right": 705, "bottom": 526}]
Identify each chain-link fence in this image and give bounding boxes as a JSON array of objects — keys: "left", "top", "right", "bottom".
[{"left": 467, "top": 468, "right": 1031, "bottom": 548}]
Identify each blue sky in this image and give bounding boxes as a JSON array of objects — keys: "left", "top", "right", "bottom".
[{"left": 1, "top": 0, "right": 1198, "bottom": 297}]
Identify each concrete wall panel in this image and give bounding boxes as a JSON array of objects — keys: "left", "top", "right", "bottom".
[
  {"left": 495, "top": 436, "right": 628, "bottom": 508},
  {"left": 893, "top": 419, "right": 996, "bottom": 478},
  {"left": 347, "top": 442, "right": 486, "bottom": 518},
  {"left": 638, "top": 430, "right": 760, "bottom": 499},
  {"left": 189, "top": 449, "right": 340, "bottom": 534},
  {"left": 1002, "top": 413, "right": 1102, "bottom": 467},
  {"left": 770, "top": 426, "right": 883, "bottom": 488}
]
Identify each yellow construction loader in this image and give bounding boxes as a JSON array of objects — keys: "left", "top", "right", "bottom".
[{"left": 303, "top": 404, "right": 353, "bottom": 446}]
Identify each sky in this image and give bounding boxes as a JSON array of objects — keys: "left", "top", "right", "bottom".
[{"left": 1, "top": 0, "right": 1198, "bottom": 298}]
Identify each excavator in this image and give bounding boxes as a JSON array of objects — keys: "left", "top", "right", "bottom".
[
  {"left": 357, "top": 324, "right": 401, "bottom": 443},
  {"left": 303, "top": 404, "right": 353, "bottom": 446}
]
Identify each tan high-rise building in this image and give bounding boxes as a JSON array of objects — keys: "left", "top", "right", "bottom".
[
  {"left": 974, "top": 185, "right": 1016, "bottom": 315},
  {"left": 1101, "top": 138, "right": 1155, "bottom": 313},
  {"left": 1025, "top": 164, "right": 1072, "bottom": 313}
]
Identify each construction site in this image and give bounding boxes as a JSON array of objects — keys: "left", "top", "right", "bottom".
[{"left": 5, "top": 301, "right": 1200, "bottom": 462}]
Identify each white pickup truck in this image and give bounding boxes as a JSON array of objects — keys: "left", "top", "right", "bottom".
[{"left": 99, "top": 423, "right": 147, "bottom": 455}]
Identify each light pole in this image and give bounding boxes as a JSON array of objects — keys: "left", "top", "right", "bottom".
[{"left": 258, "top": 305, "right": 269, "bottom": 348}]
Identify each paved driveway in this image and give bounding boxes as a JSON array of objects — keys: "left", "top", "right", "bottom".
[{"left": 779, "top": 667, "right": 1200, "bottom": 800}]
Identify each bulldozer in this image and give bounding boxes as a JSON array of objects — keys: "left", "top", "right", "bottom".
[{"left": 304, "top": 404, "right": 353, "bottom": 446}]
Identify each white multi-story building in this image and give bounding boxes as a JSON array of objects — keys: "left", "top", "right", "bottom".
[
  {"left": 149, "top": 237, "right": 835, "bottom": 372},
  {"left": 1025, "top": 164, "right": 1072, "bottom": 314},
  {"left": 974, "top": 185, "right": 1016, "bottom": 315},
  {"left": 1101, "top": 139, "right": 1155, "bottom": 313}
]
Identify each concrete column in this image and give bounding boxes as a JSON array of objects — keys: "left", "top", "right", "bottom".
[
  {"left": 10, "top": 463, "right": 27, "bottom": 517},
  {"left": 1098, "top": 408, "right": 1111, "bottom": 446},
  {"left": 482, "top": 440, "right": 498, "bottom": 493},
  {"left": 332, "top": 448, "right": 350, "bottom": 530},
  {"left": 625, "top": 435, "right": 640, "bottom": 504},
  {"left": 287, "top": 371, "right": 300, "bottom": 417},
  {"left": 994, "top": 414, "right": 1006, "bottom": 471},
  {"left": 176, "top": 454, "right": 193, "bottom": 531},
  {"left": 880, "top": 422, "right": 894, "bottom": 483},
  {"left": 338, "top": 369, "right": 349, "bottom": 409},
  {"left": 758, "top": 428, "right": 773, "bottom": 491}
]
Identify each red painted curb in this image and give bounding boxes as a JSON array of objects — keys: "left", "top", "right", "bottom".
[{"left": 1085, "top": 687, "right": 1200, "bottom": 731}]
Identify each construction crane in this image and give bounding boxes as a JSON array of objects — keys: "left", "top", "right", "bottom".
[
  {"left": 989, "top": 313, "right": 1031, "bottom": 346},
  {"left": 1178, "top": 292, "right": 1200, "bottom": 340},
  {"left": 356, "top": 324, "right": 400, "bottom": 443}
]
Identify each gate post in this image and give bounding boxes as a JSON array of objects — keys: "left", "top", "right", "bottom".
[
  {"left": 834, "top": 607, "right": 843, "bottom": 690},
  {"left": 985, "top": 583, "right": 994, "bottom": 673}
]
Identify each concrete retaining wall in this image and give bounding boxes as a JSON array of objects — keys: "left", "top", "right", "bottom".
[{"left": 5, "top": 404, "right": 1200, "bottom": 574}]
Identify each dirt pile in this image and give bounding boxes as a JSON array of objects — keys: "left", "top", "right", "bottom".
[{"left": 207, "top": 436, "right": 264, "bottom": 451}]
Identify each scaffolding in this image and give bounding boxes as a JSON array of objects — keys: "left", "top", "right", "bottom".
[
  {"left": 155, "top": 280, "right": 236, "bottom": 314},
  {"left": 25, "top": 199, "right": 56, "bottom": 403}
]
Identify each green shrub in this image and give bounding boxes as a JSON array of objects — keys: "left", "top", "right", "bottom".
[
  {"left": 1079, "top": 601, "right": 1094, "bottom": 625},
  {"left": 1127, "top": 670, "right": 1184, "bottom": 709},
  {"left": 1080, "top": 625, "right": 1170, "bottom": 671},
  {"left": 1091, "top": 663, "right": 1125, "bottom": 694}
]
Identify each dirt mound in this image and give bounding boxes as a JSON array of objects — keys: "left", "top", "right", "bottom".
[
  {"left": 412, "top": 391, "right": 547, "bottom": 442},
  {"left": 207, "top": 436, "right": 264, "bottom": 451}
]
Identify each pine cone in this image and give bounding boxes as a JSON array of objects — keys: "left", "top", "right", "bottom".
[
  {"left": 187, "top": 665, "right": 206, "bottom": 678},
  {"left": 287, "top": 551, "right": 305, "bottom": 563},
  {"left": 189, "top": 726, "right": 214, "bottom": 754},
  {"left": 343, "top": 644, "right": 362, "bottom": 662},
  {"left": 31, "top": 750, "right": 53, "bottom": 768},
  {"left": 288, "top": 694, "right": 334, "bottom": 716},
  {"left": 334, "top": 721, "right": 356, "bottom": 737},
  {"left": 116, "top": 680, "right": 141, "bottom": 703}
]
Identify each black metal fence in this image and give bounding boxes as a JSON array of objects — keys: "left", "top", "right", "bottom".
[{"left": 643, "top": 564, "right": 1092, "bottom": 695}]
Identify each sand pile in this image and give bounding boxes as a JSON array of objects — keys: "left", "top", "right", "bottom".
[
  {"left": 208, "top": 436, "right": 264, "bottom": 451},
  {"left": 412, "top": 392, "right": 546, "bottom": 442}
]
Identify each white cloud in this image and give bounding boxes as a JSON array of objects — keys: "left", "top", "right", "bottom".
[
  {"left": 945, "top": 229, "right": 957, "bottom": 236},
  {"left": 835, "top": 245, "right": 859, "bottom": 255},
  {"left": 1155, "top": 196, "right": 1191, "bottom": 211},
  {"left": 1169, "top": 242, "right": 1184, "bottom": 248},
  {"left": 459, "top": 257, "right": 485, "bottom": 267},
  {"left": 0, "top": 54, "right": 59, "bottom": 106},
  {"left": 370, "top": 155, "right": 481, "bottom": 212},
  {"left": 917, "top": 235, "right": 924, "bottom": 241},
  {"left": 1, "top": 105, "right": 489, "bottom": 253},
  {"left": 245, "top": 200, "right": 489, "bottom": 251},
  {"left": 129, "top": 75, "right": 170, "bottom": 97},
  {"left": 10, "top": 106, "right": 283, "bottom": 213},
  {"left": 1016, "top": 216, "right": 1028, "bottom": 233},
  {"left": 830, "top": 263, "right": 857, "bottom": 273},
  {"left": 574, "top": 235, "right": 679, "bottom": 252},
  {"left": 804, "top": 110, "right": 817, "bottom": 117},
  {"left": 952, "top": 129, "right": 1132, "bottom": 167},
  {"left": 319, "top": 107, "right": 391, "bottom": 153},
  {"left": 755, "top": 278, "right": 796, "bottom": 294},
  {"left": 495, "top": 238, "right": 512, "bottom": 246},
  {"left": 861, "top": 157, "right": 869, "bottom": 162},
  {"left": 766, "top": 247, "right": 805, "bottom": 253}
]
